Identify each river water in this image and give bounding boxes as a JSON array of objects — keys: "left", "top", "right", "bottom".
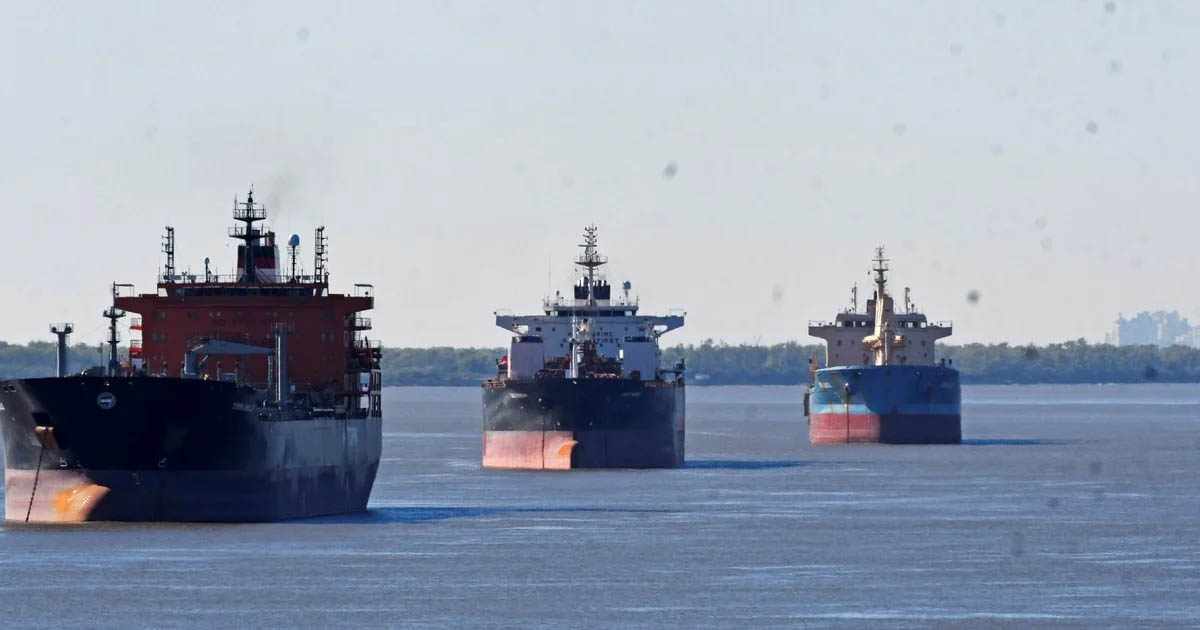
[{"left": 1, "top": 384, "right": 1198, "bottom": 628}]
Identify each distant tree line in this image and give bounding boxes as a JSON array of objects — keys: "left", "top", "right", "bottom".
[
  {"left": 374, "top": 339, "right": 1200, "bottom": 385},
  {"left": 2, "top": 339, "right": 1197, "bottom": 385},
  {"left": 0, "top": 341, "right": 114, "bottom": 379},
  {"left": 672, "top": 339, "right": 1200, "bottom": 384}
]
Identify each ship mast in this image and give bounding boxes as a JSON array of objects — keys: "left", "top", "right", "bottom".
[
  {"left": 230, "top": 187, "right": 267, "bottom": 283},
  {"left": 575, "top": 225, "right": 607, "bottom": 307},
  {"left": 868, "top": 246, "right": 893, "bottom": 366},
  {"left": 104, "top": 283, "right": 128, "bottom": 376}
]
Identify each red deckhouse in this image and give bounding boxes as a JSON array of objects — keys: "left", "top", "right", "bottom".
[{"left": 113, "top": 188, "right": 381, "bottom": 418}]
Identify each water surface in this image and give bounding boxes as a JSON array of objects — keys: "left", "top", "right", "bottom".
[{"left": 1, "top": 384, "right": 1198, "bottom": 627}]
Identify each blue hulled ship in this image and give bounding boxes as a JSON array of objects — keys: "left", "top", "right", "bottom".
[{"left": 805, "top": 248, "right": 961, "bottom": 444}]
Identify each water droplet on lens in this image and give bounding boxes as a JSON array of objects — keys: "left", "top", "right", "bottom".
[{"left": 1009, "top": 531, "right": 1025, "bottom": 557}]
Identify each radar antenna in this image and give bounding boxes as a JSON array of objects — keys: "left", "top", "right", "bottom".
[{"left": 288, "top": 234, "right": 301, "bottom": 282}]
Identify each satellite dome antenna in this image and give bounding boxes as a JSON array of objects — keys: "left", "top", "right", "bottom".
[{"left": 288, "top": 234, "right": 301, "bottom": 282}]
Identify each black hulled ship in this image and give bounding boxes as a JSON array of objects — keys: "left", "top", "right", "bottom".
[
  {"left": 1, "top": 189, "right": 383, "bottom": 522},
  {"left": 482, "top": 226, "right": 686, "bottom": 469}
]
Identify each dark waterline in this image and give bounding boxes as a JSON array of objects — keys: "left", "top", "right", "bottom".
[{"left": 1, "top": 384, "right": 1198, "bottom": 627}]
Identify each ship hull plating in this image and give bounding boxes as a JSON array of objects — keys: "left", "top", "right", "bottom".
[
  {"left": 0, "top": 377, "right": 381, "bottom": 523},
  {"left": 809, "top": 365, "right": 961, "bottom": 444},
  {"left": 481, "top": 379, "right": 684, "bottom": 469}
]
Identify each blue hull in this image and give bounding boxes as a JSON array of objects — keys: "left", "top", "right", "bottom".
[{"left": 808, "top": 365, "right": 961, "bottom": 444}]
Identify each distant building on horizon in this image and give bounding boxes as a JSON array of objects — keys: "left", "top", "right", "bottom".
[{"left": 1106, "top": 311, "right": 1197, "bottom": 348}]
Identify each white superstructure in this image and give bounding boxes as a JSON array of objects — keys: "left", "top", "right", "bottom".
[
  {"left": 495, "top": 225, "right": 685, "bottom": 381},
  {"left": 808, "top": 247, "right": 952, "bottom": 368}
]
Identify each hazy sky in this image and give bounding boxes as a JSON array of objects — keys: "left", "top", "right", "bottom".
[{"left": 2, "top": 1, "right": 1197, "bottom": 348}]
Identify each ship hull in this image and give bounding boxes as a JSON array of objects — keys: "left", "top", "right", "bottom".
[
  {"left": 809, "top": 365, "right": 961, "bottom": 444},
  {"left": 481, "top": 379, "right": 684, "bottom": 469},
  {"left": 0, "top": 377, "right": 381, "bottom": 523}
]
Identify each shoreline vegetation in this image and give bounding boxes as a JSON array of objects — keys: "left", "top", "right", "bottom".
[{"left": 2, "top": 339, "right": 1198, "bottom": 386}]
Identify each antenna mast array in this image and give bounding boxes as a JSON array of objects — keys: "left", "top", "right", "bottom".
[
  {"left": 161, "top": 226, "right": 175, "bottom": 282},
  {"left": 313, "top": 226, "right": 328, "bottom": 284}
]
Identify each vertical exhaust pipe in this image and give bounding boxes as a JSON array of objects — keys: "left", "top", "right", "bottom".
[{"left": 274, "top": 325, "right": 291, "bottom": 409}]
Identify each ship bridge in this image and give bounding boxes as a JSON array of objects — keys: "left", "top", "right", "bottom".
[
  {"left": 495, "top": 311, "right": 685, "bottom": 359},
  {"left": 110, "top": 188, "right": 382, "bottom": 418},
  {"left": 493, "top": 225, "right": 685, "bottom": 380},
  {"left": 808, "top": 249, "right": 951, "bottom": 368}
]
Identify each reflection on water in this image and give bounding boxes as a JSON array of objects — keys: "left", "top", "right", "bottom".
[
  {"left": 302, "top": 506, "right": 675, "bottom": 525},
  {"left": 961, "top": 438, "right": 1066, "bottom": 446},
  {"left": 684, "top": 460, "right": 805, "bottom": 470}
]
